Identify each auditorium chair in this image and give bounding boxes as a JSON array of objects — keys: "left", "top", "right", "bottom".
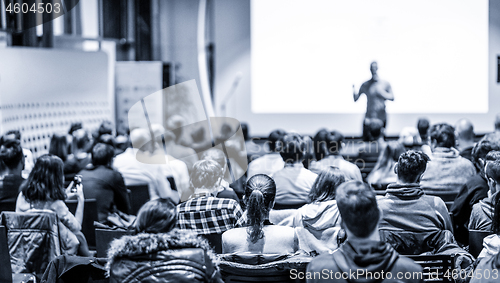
[
  {"left": 353, "top": 154, "right": 379, "bottom": 181},
  {"left": 406, "top": 254, "right": 454, "bottom": 283},
  {"left": 126, "top": 184, "right": 150, "bottom": 215},
  {"left": 0, "top": 225, "right": 37, "bottom": 283},
  {"left": 95, "top": 228, "right": 130, "bottom": 258},
  {"left": 0, "top": 201, "right": 16, "bottom": 213},
  {"left": 469, "top": 229, "right": 492, "bottom": 258},
  {"left": 66, "top": 198, "right": 98, "bottom": 249}
]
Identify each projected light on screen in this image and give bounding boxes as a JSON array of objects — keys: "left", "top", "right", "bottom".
[{"left": 251, "top": 0, "right": 488, "bottom": 114}]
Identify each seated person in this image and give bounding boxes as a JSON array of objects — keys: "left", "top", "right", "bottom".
[
  {"left": 470, "top": 250, "right": 500, "bottom": 283},
  {"left": 455, "top": 119, "right": 475, "bottom": 162},
  {"left": 107, "top": 198, "right": 222, "bottom": 282},
  {"left": 420, "top": 123, "right": 476, "bottom": 194},
  {"left": 291, "top": 167, "right": 346, "bottom": 254},
  {"left": 222, "top": 174, "right": 297, "bottom": 254},
  {"left": 246, "top": 129, "right": 286, "bottom": 178},
  {"left": 16, "top": 154, "right": 90, "bottom": 256},
  {"left": 306, "top": 181, "right": 423, "bottom": 283},
  {"left": 1, "top": 130, "right": 34, "bottom": 178},
  {"left": 358, "top": 118, "right": 386, "bottom": 156},
  {"left": 113, "top": 128, "right": 178, "bottom": 203},
  {"left": 200, "top": 148, "right": 239, "bottom": 202},
  {"left": 177, "top": 160, "right": 244, "bottom": 235},
  {"left": 78, "top": 143, "right": 131, "bottom": 222},
  {"left": 451, "top": 135, "right": 500, "bottom": 245},
  {"left": 378, "top": 151, "right": 453, "bottom": 249},
  {"left": 309, "top": 130, "right": 362, "bottom": 181},
  {"left": 366, "top": 141, "right": 406, "bottom": 186},
  {"left": 273, "top": 133, "right": 318, "bottom": 209},
  {"left": 469, "top": 154, "right": 500, "bottom": 232},
  {"left": 477, "top": 190, "right": 500, "bottom": 259},
  {"left": 0, "top": 139, "right": 25, "bottom": 203}
]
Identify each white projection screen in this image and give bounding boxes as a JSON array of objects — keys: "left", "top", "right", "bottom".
[{"left": 251, "top": 0, "right": 489, "bottom": 115}]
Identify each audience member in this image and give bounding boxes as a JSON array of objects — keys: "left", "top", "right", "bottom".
[
  {"left": 420, "top": 123, "right": 476, "bottom": 193},
  {"left": 16, "top": 155, "right": 90, "bottom": 256},
  {"left": 200, "top": 148, "right": 240, "bottom": 202},
  {"left": 358, "top": 118, "right": 386, "bottom": 154},
  {"left": 273, "top": 133, "right": 318, "bottom": 209},
  {"left": 49, "top": 133, "right": 69, "bottom": 162},
  {"left": 64, "top": 129, "right": 92, "bottom": 184},
  {"left": 246, "top": 129, "right": 286, "bottom": 178},
  {"left": 455, "top": 119, "right": 475, "bottom": 162},
  {"left": 2, "top": 130, "right": 34, "bottom": 178},
  {"left": 366, "top": 141, "right": 406, "bottom": 186},
  {"left": 222, "top": 174, "right": 297, "bottom": 254},
  {"left": 476, "top": 185, "right": 500, "bottom": 259},
  {"left": 176, "top": 160, "right": 244, "bottom": 235},
  {"left": 113, "top": 128, "right": 179, "bottom": 203},
  {"left": 241, "top": 123, "right": 263, "bottom": 163},
  {"left": 291, "top": 167, "right": 346, "bottom": 253},
  {"left": 164, "top": 115, "right": 199, "bottom": 171},
  {"left": 306, "top": 181, "right": 423, "bottom": 283},
  {"left": 469, "top": 154, "right": 500, "bottom": 232},
  {"left": 417, "top": 118, "right": 430, "bottom": 144},
  {"left": 495, "top": 113, "right": 500, "bottom": 133},
  {"left": 107, "top": 198, "right": 222, "bottom": 282},
  {"left": 451, "top": 134, "right": 500, "bottom": 245},
  {"left": 469, "top": 251, "right": 500, "bottom": 283},
  {"left": 78, "top": 143, "right": 131, "bottom": 222},
  {"left": 0, "top": 139, "right": 25, "bottom": 203},
  {"left": 309, "top": 130, "right": 362, "bottom": 181},
  {"left": 378, "top": 151, "right": 452, "bottom": 234}
]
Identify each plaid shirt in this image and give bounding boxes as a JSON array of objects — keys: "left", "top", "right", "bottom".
[{"left": 176, "top": 195, "right": 245, "bottom": 235}]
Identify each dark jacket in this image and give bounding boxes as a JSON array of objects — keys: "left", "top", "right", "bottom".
[
  {"left": 0, "top": 174, "right": 24, "bottom": 203},
  {"left": 306, "top": 240, "right": 423, "bottom": 283},
  {"left": 78, "top": 165, "right": 131, "bottom": 222},
  {"left": 468, "top": 193, "right": 496, "bottom": 232},
  {"left": 107, "top": 229, "right": 223, "bottom": 283},
  {"left": 451, "top": 173, "right": 489, "bottom": 245}
]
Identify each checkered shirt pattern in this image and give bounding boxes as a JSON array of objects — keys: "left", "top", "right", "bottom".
[{"left": 176, "top": 196, "right": 245, "bottom": 235}]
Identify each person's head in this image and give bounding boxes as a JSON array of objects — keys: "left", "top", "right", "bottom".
[
  {"left": 367, "top": 118, "right": 384, "bottom": 140},
  {"left": 73, "top": 129, "right": 90, "bottom": 151},
  {"left": 200, "top": 148, "right": 226, "bottom": 174},
  {"left": 280, "top": 133, "right": 307, "bottom": 163},
  {"left": 268, "top": 129, "right": 286, "bottom": 152},
  {"left": 395, "top": 150, "right": 430, "bottom": 184},
  {"left": 417, "top": 118, "right": 430, "bottom": 142},
  {"left": 495, "top": 113, "right": 500, "bottom": 132},
  {"left": 92, "top": 143, "right": 115, "bottom": 167},
  {"left": 68, "top": 122, "right": 83, "bottom": 135},
  {"left": 336, "top": 181, "right": 379, "bottom": 238},
  {"left": 471, "top": 134, "right": 500, "bottom": 174},
  {"left": 190, "top": 160, "right": 223, "bottom": 190},
  {"left": 244, "top": 174, "right": 276, "bottom": 243},
  {"left": 114, "top": 135, "right": 130, "bottom": 153},
  {"left": 398, "top": 127, "right": 422, "bottom": 148},
  {"left": 429, "top": 123, "right": 455, "bottom": 149},
  {"left": 0, "top": 139, "right": 24, "bottom": 172},
  {"left": 135, "top": 198, "right": 177, "bottom": 234},
  {"left": 98, "top": 134, "right": 115, "bottom": 148},
  {"left": 370, "top": 61, "right": 378, "bottom": 76},
  {"left": 21, "top": 154, "right": 65, "bottom": 202},
  {"left": 98, "top": 121, "right": 114, "bottom": 137},
  {"left": 130, "top": 128, "right": 151, "bottom": 152},
  {"left": 308, "top": 167, "right": 346, "bottom": 203},
  {"left": 455, "top": 119, "right": 475, "bottom": 143},
  {"left": 49, "top": 133, "right": 68, "bottom": 162},
  {"left": 314, "top": 130, "right": 344, "bottom": 160},
  {"left": 5, "top": 130, "right": 21, "bottom": 141}
]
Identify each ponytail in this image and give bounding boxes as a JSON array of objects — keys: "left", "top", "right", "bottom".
[{"left": 247, "top": 189, "right": 266, "bottom": 243}]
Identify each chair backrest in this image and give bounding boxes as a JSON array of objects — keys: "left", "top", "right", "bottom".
[
  {"left": 0, "top": 202, "right": 16, "bottom": 214},
  {"left": 406, "top": 254, "right": 454, "bottom": 283},
  {"left": 200, "top": 233, "right": 223, "bottom": 254},
  {"left": 354, "top": 154, "right": 379, "bottom": 181},
  {"left": 126, "top": 184, "right": 150, "bottom": 215},
  {"left": 66, "top": 198, "right": 98, "bottom": 249},
  {"left": 0, "top": 225, "right": 13, "bottom": 283},
  {"left": 0, "top": 211, "right": 60, "bottom": 276},
  {"left": 469, "top": 229, "right": 492, "bottom": 258},
  {"left": 95, "top": 228, "right": 130, "bottom": 258}
]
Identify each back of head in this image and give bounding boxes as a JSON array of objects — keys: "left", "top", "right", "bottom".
[
  {"left": 268, "top": 129, "right": 286, "bottom": 152},
  {"left": 49, "top": 133, "right": 68, "bottom": 162},
  {"left": 135, "top": 198, "right": 177, "bottom": 234},
  {"left": 92, "top": 143, "right": 115, "bottom": 167},
  {"left": 308, "top": 167, "right": 346, "bottom": 202},
  {"left": 200, "top": 148, "right": 226, "bottom": 169},
  {"left": 280, "top": 133, "right": 306, "bottom": 163},
  {"left": 22, "top": 154, "right": 65, "bottom": 202},
  {"left": 485, "top": 154, "right": 500, "bottom": 184},
  {"left": 417, "top": 118, "right": 430, "bottom": 140},
  {"left": 98, "top": 134, "right": 115, "bottom": 148},
  {"left": 429, "top": 123, "right": 455, "bottom": 148},
  {"left": 190, "top": 160, "right": 223, "bottom": 189},
  {"left": 472, "top": 134, "right": 500, "bottom": 172},
  {"left": 130, "top": 128, "right": 151, "bottom": 151},
  {"left": 5, "top": 130, "right": 21, "bottom": 141},
  {"left": 0, "top": 139, "right": 23, "bottom": 170},
  {"left": 73, "top": 129, "right": 90, "bottom": 150},
  {"left": 396, "top": 150, "right": 430, "bottom": 183},
  {"left": 98, "top": 121, "right": 114, "bottom": 137},
  {"left": 336, "top": 181, "right": 379, "bottom": 238},
  {"left": 68, "top": 122, "right": 83, "bottom": 135},
  {"left": 245, "top": 174, "right": 276, "bottom": 243},
  {"left": 455, "top": 119, "right": 475, "bottom": 142}
]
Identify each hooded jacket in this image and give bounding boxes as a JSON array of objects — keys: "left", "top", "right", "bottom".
[
  {"left": 293, "top": 200, "right": 342, "bottom": 253},
  {"left": 478, "top": 234, "right": 500, "bottom": 259},
  {"left": 106, "top": 229, "right": 223, "bottom": 283},
  {"left": 468, "top": 194, "right": 496, "bottom": 231},
  {"left": 470, "top": 250, "right": 500, "bottom": 283},
  {"left": 306, "top": 240, "right": 423, "bottom": 283}
]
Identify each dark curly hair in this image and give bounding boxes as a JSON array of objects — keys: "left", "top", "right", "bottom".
[
  {"left": 396, "top": 150, "right": 430, "bottom": 183},
  {"left": 0, "top": 139, "right": 24, "bottom": 170},
  {"left": 245, "top": 174, "right": 276, "bottom": 244},
  {"left": 135, "top": 198, "right": 177, "bottom": 234},
  {"left": 429, "top": 123, "right": 455, "bottom": 148}
]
